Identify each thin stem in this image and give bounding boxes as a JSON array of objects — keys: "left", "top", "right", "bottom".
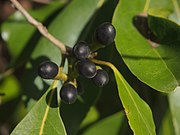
[
  {"left": 90, "top": 58, "right": 117, "bottom": 72},
  {"left": 171, "top": 0, "right": 180, "bottom": 22},
  {"left": 10, "top": 0, "right": 67, "bottom": 54},
  {"left": 55, "top": 67, "right": 68, "bottom": 81},
  {"left": 143, "top": 0, "right": 151, "bottom": 13}
]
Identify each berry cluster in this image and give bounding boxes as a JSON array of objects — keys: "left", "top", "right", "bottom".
[{"left": 37, "top": 22, "right": 116, "bottom": 104}]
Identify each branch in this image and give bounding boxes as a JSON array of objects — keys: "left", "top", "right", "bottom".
[{"left": 10, "top": 0, "right": 67, "bottom": 54}]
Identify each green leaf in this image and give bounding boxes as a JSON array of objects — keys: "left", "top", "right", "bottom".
[
  {"left": 80, "top": 106, "right": 99, "bottom": 128},
  {"left": 0, "top": 75, "right": 20, "bottom": 104},
  {"left": 148, "top": 9, "right": 172, "bottom": 18},
  {"left": 169, "top": 86, "right": 180, "bottom": 135},
  {"left": 112, "top": 0, "right": 178, "bottom": 92},
  {"left": 11, "top": 81, "right": 67, "bottom": 135},
  {"left": 91, "top": 59, "right": 156, "bottom": 135},
  {"left": 82, "top": 112, "right": 124, "bottom": 135},
  {"left": 148, "top": 13, "right": 180, "bottom": 86},
  {"left": 1, "top": 2, "right": 64, "bottom": 62},
  {"left": 113, "top": 65, "right": 156, "bottom": 135},
  {"left": 158, "top": 110, "right": 175, "bottom": 135},
  {"left": 150, "top": 0, "right": 173, "bottom": 9}
]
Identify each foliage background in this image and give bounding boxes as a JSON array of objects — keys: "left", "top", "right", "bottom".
[{"left": 0, "top": 0, "right": 179, "bottom": 135}]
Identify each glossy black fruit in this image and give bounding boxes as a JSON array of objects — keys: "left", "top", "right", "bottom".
[
  {"left": 60, "top": 83, "right": 78, "bottom": 104},
  {"left": 38, "top": 61, "right": 58, "bottom": 79},
  {"left": 77, "top": 59, "right": 97, "bottom": 78},
  {"left": 94, "top": 22, "right": 116, "bottom": 46},
  {"left": 92, "top": 69, "right": 109, "bottom": 87},
  {"left": 77, "top": 80, "right": 84, "bottom": 95},
  {"left": 73, "top": 41, "right": 90, "bottom": 60}
]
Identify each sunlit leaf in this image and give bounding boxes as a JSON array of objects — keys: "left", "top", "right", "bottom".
[
  {"left": 112, "top": 0, "right": 178, "bottom": 92},
  {"left": 11, "top": 81, "right": 67, "bottom": 135},
  {"left": 82, "top": 112, "right": 124, "bottom": 135}
]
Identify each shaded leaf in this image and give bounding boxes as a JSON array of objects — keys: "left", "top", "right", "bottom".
[
  {"left": 82, "top": 112, "right": 124, "bottom": 135},
  {"left": 169, "top": 86, "right": 180, "bottom": 135},
  {"left": 1, "top": 2, "right": 64, "bottom": 62},
  {"left": 148, "top": 11, "right": 180, "bottom": 45},
  {"left": 0, "top": 75, "right": 20, "bottom": 104},
  {"left": 11, "top": 81, "right": 67, "bottom": 135},
  {"left": 112, "top": 0, "right": 178, "bottom": 92},
  {"left": 158, "top": 109, "right": 175, "bottom": 135},
  {"left": 80, "top": 107, "right": 99, "bottom": 128}
]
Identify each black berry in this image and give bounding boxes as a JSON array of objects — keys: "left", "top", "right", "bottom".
[
  {"left": 73, "top": 41, "right": 91, "bottom": 60},
  {"left": 92, "top": 69, "right": 109, "bottom": 87},
  {"left": 94, "top": 22, "right": 116, "bottom": 46},
  {"left": 60, "top": 83, "right": 78, "bottom": 104},
  {"left": 77, "top": 59, "right": 97, "bottom": 78},
  {"left": 38, "top": 61, "right": 58, "bottom": 79},
  {"left": 77, "top": 80, "right": 84, "bottom": 95}
]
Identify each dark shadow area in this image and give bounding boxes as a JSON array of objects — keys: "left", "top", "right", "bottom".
[
  {"left": 0, "top": 93, "right": 5, "bottom": 96},
  {"left": 60, "top": 76, "right": 101, "bottom": 135},
  {"left": 118, "top": 116, "right": 133, "bottom": 135},
  {"left": 132, "top": 14, "right": 160, "bottom": 44},
  {"left": 76, "top": 0, "right": 122, "bottom": 134},
  {"left": 0, "top": 97, "right": 20, "bottom": 126},
  {"left": 45, "top": 88, "right": 58, "bottom": 108},
  {"left": 78, "top": 0, "right": 118, "bottom": 43},
  {"left": 0, "top": 35, "right": 11, "bottom": 72},
  {"left": 22, "top": 56, "right": 50, "bottom": 107}
]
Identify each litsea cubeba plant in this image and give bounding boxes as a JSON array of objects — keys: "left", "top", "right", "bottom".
[{"left": 0, "top": 0, "right": 179, "bottom": 135}]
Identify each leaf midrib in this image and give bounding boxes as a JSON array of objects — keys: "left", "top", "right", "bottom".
[
  {"left": 113, "top": 67, "right": 153, "bottom": 135},
  {"left": 39, "top": 81, "right": 62, "bottom": 135}
]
